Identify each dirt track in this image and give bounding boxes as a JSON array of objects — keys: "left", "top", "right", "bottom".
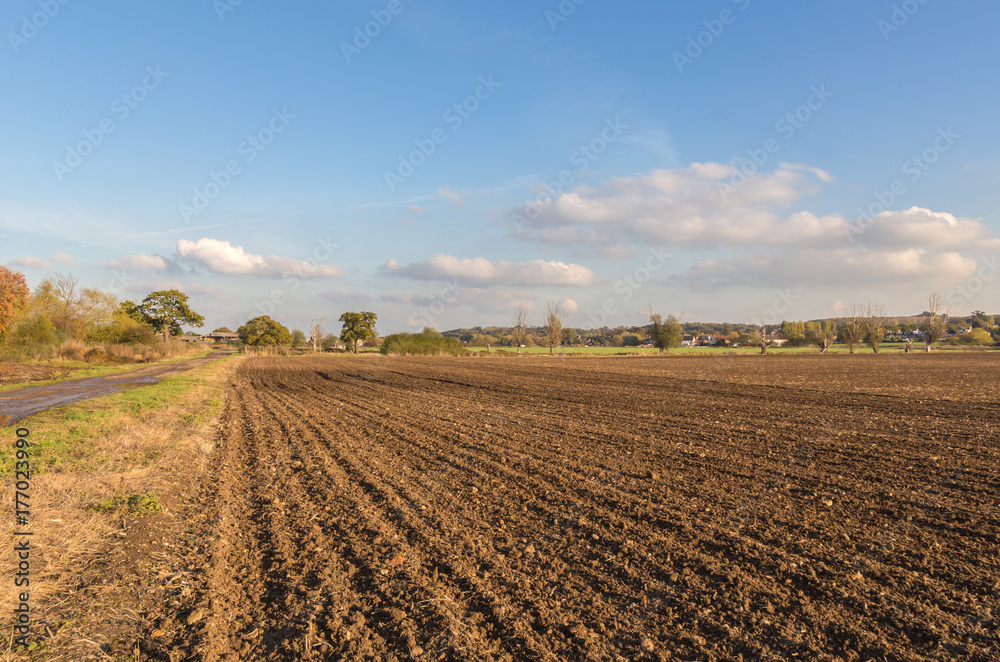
[
  {"left": 174, "top": 354, "right": 1000, "bottom": 661},
  {"left": 0, "top": 350, "right": 230, "bottom": 424}
]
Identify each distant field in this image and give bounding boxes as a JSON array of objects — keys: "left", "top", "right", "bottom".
[{"left": 465, "top": 343, "right": 947, "bottom": 355}]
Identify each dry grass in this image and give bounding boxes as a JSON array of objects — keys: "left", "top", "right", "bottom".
[{"left": 0, "top": 352, "right": 239, "bottom": 659}]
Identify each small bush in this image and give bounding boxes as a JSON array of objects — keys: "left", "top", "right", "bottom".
[
  {"left": 7, "top": 315, "right": 60, "bottom": 346},
  {"left": 106, "top": 344, "right": 141, "bottom": 364},
  {"left": 84, "top": 347, "right": 108, "bottom": 363},
  {"left": 59, "top": 339, "right": 87, "bottom": 361},
  {"left": 380, "top": 330, "right": 469, "bottom": 356}
]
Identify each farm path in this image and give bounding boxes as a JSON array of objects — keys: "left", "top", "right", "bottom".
[{"left": 0, "top": 348, "right": 231, "bottom": 424}]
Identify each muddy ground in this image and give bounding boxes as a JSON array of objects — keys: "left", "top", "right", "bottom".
[{"left": 150, "top": 353, "right": 998, "bottom": 661}]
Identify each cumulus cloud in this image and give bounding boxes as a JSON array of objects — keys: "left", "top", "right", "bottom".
[
  {"left": 851, "top": 207, "right": 1000, "bottom": 252},
  {"left": 683, "top": 248, "right": 979, "bottom": 292},
  {"left": 51, "top": 252, "right": 75, "bottom": 266},
  {"left": 11, "top": 257, "right": 50, "bottom": 269},
  {"left": 383, "top": 254, "right": 596, "bottom": 286},
  {"left": 177, "top": 238, "right": 343, "bottom": 279},
  {"left": 101, "top": 254, "right": 168, "bottom": 270},
  {"left": 510, "top": 162, "right": 844, "bottom": 249}
]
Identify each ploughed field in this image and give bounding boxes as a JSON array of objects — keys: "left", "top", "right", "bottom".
[{"left": 181, "top": 354, "right": 999, "bottom": 661}]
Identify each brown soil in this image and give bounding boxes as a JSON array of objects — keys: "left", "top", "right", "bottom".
[
  {"left": 145, "top": 354, "right": 998, "bottom": 661},
  {"left": 0, "top": 363, "right": 71, "bottom": 387}
]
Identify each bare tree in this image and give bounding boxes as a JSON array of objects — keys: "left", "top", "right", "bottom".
[
  {"left": 310, "top": 317, "right": 326, "bottom": 352},
  {"left": 758, "top": 323, "right": 770, "bottom": 354},
  {"left": 543, "top": 300, "right": 566, "bottom": 355},
  {"left": 512, "top": 305, "right": 529, "bottom": 353},
  {"left": 839, "top": 306, "right": 865, "bottom": 354},
  {"left": 923, "top": 292, "right": 950, "bottom": 352},
  {"left": 860, "top": 300, "right": 887, "bottom": 354}
]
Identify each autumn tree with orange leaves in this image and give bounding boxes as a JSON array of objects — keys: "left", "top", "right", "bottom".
[{"left": 0, "top": 266, "right": 30, "bottom": 337}]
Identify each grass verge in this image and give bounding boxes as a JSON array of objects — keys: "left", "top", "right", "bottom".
[{"left": 0, "top": 351, "right": 239, "bottom": 660}]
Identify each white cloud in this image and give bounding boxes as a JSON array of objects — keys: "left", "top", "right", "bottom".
[
  {"left": 683, "top": 248, "right": 979, "bottom": 292},
  {"left": 101, "top": 254, "right": 168, "bottom": 270},
  {"left": 185, "top": 283, "right": 228, "bottom": 300},
  {"left": 511, "top": 162, "right": 845, "bottom": 249},
  {"left": 560, "top": 298, "right": 579, "bottom": 313},
  {"left": 406, "top": 205, "right": 427, "bottom": 215},
  {"left": 437, "top": 187, "right": 465, "bottom": 206},
  {"left": 383, "top": 254, "right": 596, "bottom": 286},
  {"left": 11, "top": 257, "right": 50, "bottom": 269},
  {"left": 177, "top": 238, "right": 343, "bottom": 279},
  {"left": 51, "top": 252, "right": 76, "bottom": 266}
]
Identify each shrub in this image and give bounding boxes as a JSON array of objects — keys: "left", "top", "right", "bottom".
[
  {"left": 947, "top": 329, "right": 995, "bottom": 346},
  {"left": 84, "top": 347, "right": 108, "bottom": 363},
  {"left": 106, "top": 344, "right": 141, "bottom": 364},
  {"left": 59, "top": 339, "right": 88, "bottom": 361},
  {"left": 380, "top": 330, "right": 470, "bottom": 356},
  {"left": 7, "top": 315, "right": 60, "bottom": 346}
]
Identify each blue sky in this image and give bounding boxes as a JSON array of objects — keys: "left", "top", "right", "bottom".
[{"left": 2, "top": 1, "right": 999, "bottom": 334}]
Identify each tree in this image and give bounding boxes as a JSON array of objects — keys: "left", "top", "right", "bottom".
[
  {"left": 923, "top": 292, "right": 950, "bottom": 352},
  {"left": 804, "top": 325, "right": 835, "bottom": 353},
  {"left": 138, "top": 290, "right": 205, "bottom": 341},
  {"left": 237, "top": 315, "right": 291, "bottom": 346},
  {"left": 562, "top": 328, "right": 579, "bottom": 346},
  {"left": 543, "top": 300, "right": 566, "bottom": 355},
  {"left": 839, "top": 307, "right": 865, "bottom": 354},
  {"left": 291, "top": 328, "right": 306, "bottom": 348},
  {"left": 321, "top": 333, "right": 340, "bottom": 351},
  {"left": 0, "top": 266, "right": 30, "bottom": 338},
  {"left": 859, "top": 300, "right": 887, "bottom": 354},
  {"left": 212, "top": 326, "right": 233, "bottom": 334},
  {"left": 512, "top": 305, "right": 529, "bottom": 353},
  {"left": 947, "top": 328, "right": 994, "bottom": 346},
  {"left": 310, "top": 317, "right": 326, "bottom": 352},
  {"left": 339, "top": 311, "right": 377, "bottom": 354},
  {"left": 648, "top": 306, "right": 682, "bottom": 353}
]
